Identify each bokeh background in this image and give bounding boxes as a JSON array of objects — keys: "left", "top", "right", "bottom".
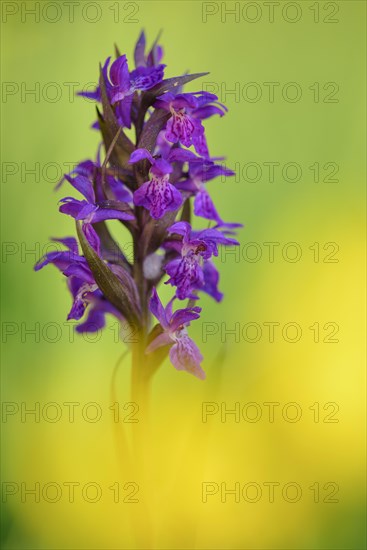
[{"left": 1, "top": 1, "right": 366, "bottom": 548}]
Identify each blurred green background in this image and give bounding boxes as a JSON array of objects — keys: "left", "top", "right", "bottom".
[{"left": 1, "top": 1, "right": 366, "bottom": 549}]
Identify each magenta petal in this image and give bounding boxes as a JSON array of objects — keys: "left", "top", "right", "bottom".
[
  {"left": 107, "top": 176, "right": 132, "bottom": 202},
  {"left": 133, "top": 181, "right": 150, "bottom": 207},
  {"left": 34, "top": 250, "right": 82, "bottom": 272},
  {"left": 91, "top": 208, "right": 134, "bottom": 223},
  {"left": 82, "top": 223, "right": 100, "bottom": 255},
  {"left": 67, "top": 282, "right": 97, "bottom": 321},
  {"left": 170, "top": 307, "right": 201, "bottom": 332},
  {"left": 149, "top": 288, "right": 168, "bottom": 328},
  {"left": 64, "top": 174, "right": 95, "bottom": 203},
  {"left": 168, "top": 221, "right": 191, "bottom": 239},
  {"left": 194, "top": 190, "right": 221, "bottom": 223},
  {"left": 129, "top": 148, "right": 154, "bottom": 165},
  {"left": 134, "top": 179, "right": 182, "bottom": 219},
  {"left": 146, "top": 332, "right": 172, "bottom": 354},
  {"left": 75, "top": 307, "right": 106, "bottom": 333},
  {"left": 63, "top": 262, "right": 95, "bottom": 283},
  {"left": 166, "top": 113, "right": 195, "bottom": 148},
  {"left": 115, "top": 95, "right": 133, "bottom": 128},
  {"left": 169, "top": 336, "right": 205, "bottom": 380},
  {"left": 76, "top": 203, "right": 97, "bottom": 220},
  {"left": 150, "top": 158, "right": 172, "bottom": 177},
  {"left": 59, "top": 198, "right": 87, "bottom": 218},
  {"left": 165, "top": 255, "right": 204, "bottom": 300},
  {"left": 192, "top": 120, "right": 209, "bottom": 157},
  {"left": 170, "top": 95, "right": 198, "bottom": 110},
  {"left": 130, "top": 65, "right": 165, "bottom": 91},
  {"left": 168, "top": 148, "right": 200, "bottom": 163},
  {"left": 110, "top": 55, "right": 130, "bottom": 90},
  {"left": 202, "top": 261, "right": 223, "bottom": 302},
  {"left": 134, "top": 31, "right": 146, "bottom": 67},
  {"left": 194, "top": 105, "right": 227, "bottom": 119},
  {"left": 51, "top": 237, "right": 79, "bottom": 255}
]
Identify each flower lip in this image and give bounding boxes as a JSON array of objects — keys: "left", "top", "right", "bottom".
[{"left": 147, "top": 289, "right": 204, "bottom": 379}]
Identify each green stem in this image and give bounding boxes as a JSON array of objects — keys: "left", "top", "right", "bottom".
[
  {"left": 130, "top": 336, "right": 154, "bottom": 549},
  {"left": 131, "top": 336, "right": 150, "bottom": 426},
  {"left": 129, "top": 191, "right": 156, "bottom": 547}
]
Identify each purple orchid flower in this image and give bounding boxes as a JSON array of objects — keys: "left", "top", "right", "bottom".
[
  {"left": 202, "top": 260, "right": 223, "bottom": 302},
  {"left": 62, "top": 148, "right": 133, "bottom": 204},
  {"left": 59, "top": 173, "right": 134, "bottom": 252},
  {"left": 146, "top": 289, "right": 205, "bottom": 380},
  {"left": 164, "top": 221, "right": 239, "bottom": 300},
  {"left": 175, "top": 158, "right": 243, "bottom": 228},
  {"left": 134, "top": 30, "right": 164, "bottom": 68},
  {"left": 108, "top": 54, "right": 165, "bottom": 107},
  {"left": 155, "top": 92, "right": 227, "bottom": 157},
  {"left": 79, "top": 53, "right": 165, "bottom": 129},
  {"left": 34, "top": 238, "right": 122, "bottom": 331},
  {"left": 129, "top": 147, "right": 198, "bottom": 219},
  {"left": 36, "top": 32, "right": 242, "bottom": 382}
]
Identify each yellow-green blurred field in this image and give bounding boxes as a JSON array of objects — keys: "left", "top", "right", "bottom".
[{"left": 1, "top": 1, "right": 366, "bottom": 549}]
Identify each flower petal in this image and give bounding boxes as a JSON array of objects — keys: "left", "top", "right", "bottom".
[
  {"left": 170, "top": 306, "right": 201, "bottom": 332},
  {"left": 110, "top": 55, "right": 130, "bottom": 90},
  {"left": 130, "top": 65, "right": 166, "bottom": 91},
  {"left": 91, "top": 208, "right": 134, "bottom": 223},
  {"left": 146, "top": 331, "right": 172, "bottom": 353},
  {"left": 168, "top": 221, "right": 191, "bottom": 239},
  {"left": 133, "top": 178, "right": 182, "bottom": 219},
  {"left": 64, "top": 174, "right": 95, "bottom": 203},
  {"left": 106, "top": 176, "right": 132, "bottom": 202},
  {"left": 76, "top": 310, "right": 106, "bottom": 333},
  {"left": 202, "top": 261, "right": 223, "bottom": 302},
  {"left": 129, "top": 148, "right": 155, "bottom": 165},
  {"left": 134, "top": 30, "right": 146, "bottom": 68},
  {"left": 51, "top": 237, "right": 79, "bottom": 255},
  {"left": 82, "top": 223, "right": 100, "bottom": 255},
  {"left": 149, "top": 288, "right": 168, "bottom": 328},
  {"left": 34, "top": 250, "right": 83, "bottom": 272},
  {"left": 58, "top": 197, "right": 89, "bottom": 219},
  {"left": 169, "top": 335, "right": 205, "bottom": 380},
  {"left": 165, "top": 112, "right": 195, "bottom": 148},
  {"left": 165, "top": 255, "right": 204, "bottom": 300},
  {"left": 194, "top": 189, "right": 221, "bottom": 223}
]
